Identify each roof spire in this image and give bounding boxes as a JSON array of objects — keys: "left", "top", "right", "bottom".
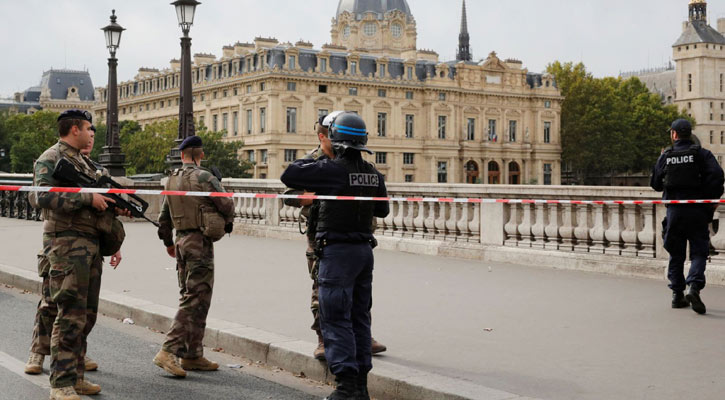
[
  {"left": 456, "top": 0, "right": 472, "bottom": 61},
  {"left": 689, "top": 0, "right": 707, "bottom": 23}
]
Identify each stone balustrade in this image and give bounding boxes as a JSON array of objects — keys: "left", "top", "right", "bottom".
[{"left": 9, "top": 175, "right": 725, "bottom": 270}]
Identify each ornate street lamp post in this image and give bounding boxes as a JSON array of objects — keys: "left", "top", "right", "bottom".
[
  {"left": 167, "top": 0, "right": 201, "bottom": 169},
  {"left": 99, "top": 10, "right": 126, "bottom": 176}
]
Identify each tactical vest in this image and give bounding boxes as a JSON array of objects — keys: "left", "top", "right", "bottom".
[
  {"left": 166, "top": 166, "right": 226, "bottom": 240},
  {"left": 39, "top": 143, "right": 100, "bottom": 236},
  {"left": 316, "top": 157, "right": 379, "bottom": 234},
  {"left": 663, "top": 144, "right": 702, "bottom": 191}
]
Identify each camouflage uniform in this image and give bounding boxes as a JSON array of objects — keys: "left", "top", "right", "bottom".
[
  {"left": 28, "top": 140, "right": 103, "bottom": 389},
  {"left": 157, "top": 163, "right": 234, "bottom": 359},
  {"left": 30, "top": 161, "right": 109, "bottom": 369},
  {"left": 284, "top": 147, "right": 325, "bottom": 332}
]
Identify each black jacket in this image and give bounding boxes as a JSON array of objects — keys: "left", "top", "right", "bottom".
[{"left": 651, "top": 139, "right": 724, "bottom": 201}]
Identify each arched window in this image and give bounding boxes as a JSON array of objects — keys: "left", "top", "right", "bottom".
[
  {"left": 465, "top": 161, "right": 479, "bottom": 184},
  {"left": 508, "top": 162, "right": 521, "bottom": 185},
  {"left": 488, "top": 162, "right": 500, "bottom": 184}
]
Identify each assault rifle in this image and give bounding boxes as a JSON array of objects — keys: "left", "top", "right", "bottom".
[{"left": 52, "top": 158, "right": 160, "bottom": 227}]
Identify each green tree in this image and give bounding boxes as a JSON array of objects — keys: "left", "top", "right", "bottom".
[
  {"left": 123, "top": 120, "right": 176, "bottom": 176},
  {"left": 6, "top": 111, "right": 60, "bottom": 173},
  {"left": 198, "top": 129, "right": 253, "bottom": 178},
  {"left": 90, "top": 123, "right": 106, "bottom": 160},
  {"left": 546, "top": 61, "right": 691, "bottom": 184},
  {"left": 0, "top": 112, "right": 12, "bottom": 172},
  {"left": 120, "top": 120, "right": 252, "bottom": 178}
]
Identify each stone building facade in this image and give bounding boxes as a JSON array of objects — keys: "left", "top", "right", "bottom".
[
  {"left": 93, "top": 0, "right": 562, "bottom": 184},
  {"left": 1, "top": 69, "right": 95, "bottom": 116}
]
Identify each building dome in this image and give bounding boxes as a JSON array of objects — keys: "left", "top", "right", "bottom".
[{"left": 336, "top": 0, "right": 412, "bottom": 20}]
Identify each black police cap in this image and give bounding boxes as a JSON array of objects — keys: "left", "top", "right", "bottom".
[
  {"left": 179, "top": 135, "right": 203, "bottom": 151},
  {"left": 57, "top": 109, "right": 92, "bottom": 124},
  {"left": 671, "top": 119, "right": 692, "bottom": 136}
]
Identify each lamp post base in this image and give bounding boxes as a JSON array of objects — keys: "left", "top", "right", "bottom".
[{"left": 99, "top": 147, "right": 126, "bottom": 177}]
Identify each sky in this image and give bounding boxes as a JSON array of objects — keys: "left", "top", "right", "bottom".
[{"left": 0, "top": 0, "right": 722, "bottom": 97}]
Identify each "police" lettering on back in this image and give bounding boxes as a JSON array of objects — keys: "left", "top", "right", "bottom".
[
  {"left": 666, "top": 155, "right": 695, "bottom": 165},
  {"left": 349, "top": 173, "right": 379, "bottom": 187}
]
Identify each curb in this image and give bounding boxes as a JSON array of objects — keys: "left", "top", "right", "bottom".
[{"left": 0, "top": 263, "right": 535, "bottom": 400}]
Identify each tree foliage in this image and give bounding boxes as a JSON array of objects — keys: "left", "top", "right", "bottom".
[
  {"left": 4, "top": 111, "right": 60, "bottom": 173},
  {"left": 546, "top": 61, "right": 691, "bottom": 184}
]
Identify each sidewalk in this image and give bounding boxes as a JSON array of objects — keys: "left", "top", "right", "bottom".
[{"left": 2, "top": 218, "right": 725, "bottom": 400}]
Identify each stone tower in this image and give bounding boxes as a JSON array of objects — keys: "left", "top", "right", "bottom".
[{"left": 673, "top": 0, "right": 725, "bottom": 157}]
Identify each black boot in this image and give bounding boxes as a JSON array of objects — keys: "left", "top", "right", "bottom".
[
  {"left": 356, "top": 373, "right": 370, "bottom": 400},
  {"left": 686, "top": 286, "right": 707, "bottom": 315},
  {"left": 324, "top": 373, "right": 359, "bottom": 400},
  {"left": 671, "top": 290, "right": 690, "bottom": 309}
]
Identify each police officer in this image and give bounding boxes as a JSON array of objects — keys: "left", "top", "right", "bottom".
[
  {"left": 281, "top": 112, "right": 389, "bottom": 400},
  {"left": 153, "top": 135, "right": 235, "bottom": 377},
  {"left": 29, "top": 109, "right": 124, "bottom": 400},
  {"left": 24, "top": 125, "right": 123, "bottom": 378},
  {"left": 284, "top": 112, "right": 387, "bottom": 361},
  {"left": 651, "top": 119, "right": 724, "bottom": 315}
]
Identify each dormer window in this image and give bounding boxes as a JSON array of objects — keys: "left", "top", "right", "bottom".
[
  {"left": 364, "top": 22, "right": 377, "bottom": 36},
  {"left": 391, "top": 23, "right": 402, "bottom": 38}
]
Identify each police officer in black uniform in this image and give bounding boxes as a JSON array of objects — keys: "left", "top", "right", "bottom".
[
  {"left": 651, "top": 119, "right": 724, "bottom": 315},
  {"left": 281, "top": 112, "right": 389, "bottom": 400}
]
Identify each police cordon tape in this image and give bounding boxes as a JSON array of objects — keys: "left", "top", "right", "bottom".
[{"left": 1, "top": 184, "right": 724, "bottom": 205}]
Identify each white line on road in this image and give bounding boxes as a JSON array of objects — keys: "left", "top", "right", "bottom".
[{"left": 0, "top": 351, "right": 91, "bottom": 399}]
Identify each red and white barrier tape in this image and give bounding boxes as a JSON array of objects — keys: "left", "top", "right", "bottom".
[{"left": 0, "top": 185, "right": 723, "bottom": 205}]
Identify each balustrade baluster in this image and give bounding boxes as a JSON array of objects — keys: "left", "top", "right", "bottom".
[
  {"left": 434, "top": 202, "right": 447, "bottom": 240},
  {"left": 637, "top": 204, "right": 656, "bottom": 258},
  {"left": 604, "top": 204, "right": 623, "bottom": 255},
  {"left": 469, "top": 204, "right": 480, "bottom": 243},
  {"left": 413, "top": 201, "right": 426, "bottom": 239},
  {"left": 423, "top": 202, "right": 436, "bottom": 239},
  {"left": 445, "top": 203, "right": 459, "bottom": 241},
  {"left": 504, "top": 204, "right": 520, "bottom": 247},
  {"left": 403, "top": 201, "right": 415, "bottom": 237},
  {"left": 559, "top": 204, "right": 575, "bottom": 252},
  {"left": 573, "top": 204, "right": 591, "bottom": 252},
  {"left": 589, "top": 204, "right": 607, "bottom": 254},
  {"left": 456, "top": 203, "right": 470, "bottom": 241},
  {"left": 393, "top": 200, "right": 405, "bottom": 237},
  {"left": 544, "top": 203, "right": 561, "bottom": 250},
  {"left": 531, "top": 204, "right": 547, "bottom": 249},
  {"left": 620, "top": 204, "right": 639, "bottom": 257},
  {"left": 517, "top": 203, "right": 534, "bottom": 247}
]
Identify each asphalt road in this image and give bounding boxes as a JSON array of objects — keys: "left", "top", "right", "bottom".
[{"left": 0, "top": 285, "right": 330, "bottom": 400}]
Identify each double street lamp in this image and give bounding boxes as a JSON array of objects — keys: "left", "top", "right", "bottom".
[
  {"left": 100, "top": 10, "right": 127, "bottom": 176},
  {"left": 167, "top": 0, "right": 201, "bottom": 169}
]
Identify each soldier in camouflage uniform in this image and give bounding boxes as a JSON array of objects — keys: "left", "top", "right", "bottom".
[
  {"left": 153, "top": 136, "right": 235, "bottom": 378},
  {"left": 284, "top": 113, "right": 386, "bottom": 361},
  {"left": 29, "top": 110, "right": 127, "bottom": 400},
  {"left": 25, "top": 126, "right": 123, "bottom": 377}
]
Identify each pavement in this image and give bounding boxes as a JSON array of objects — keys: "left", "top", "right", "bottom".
[
  {"left": 1, "top": 217, "right": 725, "bottom": 399},
  {"left": 0, "top": 284, "right": 330, "bottom": 400}
]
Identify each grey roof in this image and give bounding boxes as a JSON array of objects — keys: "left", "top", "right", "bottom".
[
  {"left": 336, "top": 0, "right": 412, "bottom": 20},
  {"left": 627, "top": 69, "right": 676, "bottom": 99},
  {"left": 673, "top": 20, "right": 725, "bottom": 46},
  {"left": 39, "top": 69, "right": 95, "bottom": 101},
  {"left": 23, "top": 86, "right": 41, "bottom": 102}
]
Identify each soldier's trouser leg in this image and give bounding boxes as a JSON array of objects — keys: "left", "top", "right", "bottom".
[
  {"left": 163, "top": 233, "right": 214, "bottom": 359},
  {"left": 30, "top": 235, "right": 55, "bottom": 355},
  {"left": 307, "top": 247, "right": 321, "bottom": 332},
  {"left": 48, "top": 236, "right": 97, "bottom": 388},
  {"left": 318, "top": 242, "right": 374, "bottom": 376},
  {"left": 30, "top": 276, "right": 56, "bottom": 355},
  {"left": 77, "top": 256, "right": 102, "bottom": 379}
]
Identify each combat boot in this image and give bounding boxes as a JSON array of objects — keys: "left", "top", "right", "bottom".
[
  {"left": 356, "top": 372, "right": 370, "bottom": 400},
  {"left": 671, "top": 291, "right": 690, "bottom": 309},
  {"left": 153, "top": 349, "right": 187, "bottom": 377},
  {"left": 686, "top": 286, "right": 707, "bottom": 315},
  {"left": 49, "top": 386, "right": 80, "bottom": 400},
  {"left": 24, "top": 352, "right": 44, "bottom": 375},
  {"left": 314, "top": 330, "right": 326, "bottom": 360},
  {"left": 84, "top": 356, "right": 98, "bottom": 371},
  {"left": 371, "top": 338, "right": 387, "bottom": 355},
  {"left": 181, "top": 356, "right": 219, "bottom": 371},
  {"left": 74, "top": 378, "right": 101, "bottom": 395},
  {"left": 324, "top": 373, "right": 359, "bottom": 400}
]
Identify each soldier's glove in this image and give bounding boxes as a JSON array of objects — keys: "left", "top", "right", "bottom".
[{"left": 224, "top": 222, "right": 234, "bottom": 234}]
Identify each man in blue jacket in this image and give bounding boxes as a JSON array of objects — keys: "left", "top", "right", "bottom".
[
  {"left": 281, "top": 112, "right": 389, "bottom": 400},
  {"left": 651, "top": 119, "right": 724, "bottom": 314}
]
